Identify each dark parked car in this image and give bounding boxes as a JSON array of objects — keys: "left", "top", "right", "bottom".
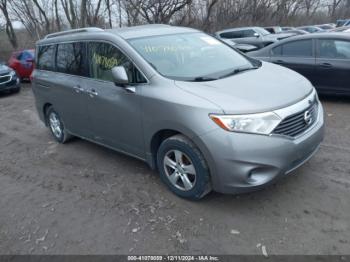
[
  {"left": 248, "top": 33, "right": 350, "bottom": 95},
  {"left": 297, "top": 26, "right": 325, "bottom": 33},
  {"left": 0, "top": 62, "right": 21, "bottom": 94},
  {"left": 216, "top": 27, "right": 295, "bottom": 49},
  {"left": 264, "top": 26, "right": 283, "bottom": 34}
]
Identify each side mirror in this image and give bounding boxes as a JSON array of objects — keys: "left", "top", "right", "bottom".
[
  {"left": 253, "top": 33, "right": 260, "bottom": 38},
  {"left": 111, "top": 66, "right": 129, "bottom": 86}
]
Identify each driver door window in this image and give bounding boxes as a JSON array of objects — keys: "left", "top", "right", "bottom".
[{"left": 88, "top": 42, "right": 146, "bottom": 84}]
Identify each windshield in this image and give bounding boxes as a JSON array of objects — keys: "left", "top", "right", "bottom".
[
  {"left": 255, "top": 28, "right": 271, "bottom": 36},
  {"left": 128, "top": 33, "right": 254, "bottom": 81}
]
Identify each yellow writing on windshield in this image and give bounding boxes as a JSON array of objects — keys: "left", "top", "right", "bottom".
[{"left": 93, "top": 53, "right": 118, "bottom": 69}]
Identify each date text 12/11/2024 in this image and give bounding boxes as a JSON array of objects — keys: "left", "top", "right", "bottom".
[{"left": 127, "top": 255, "right": 220, "bottom": 261}]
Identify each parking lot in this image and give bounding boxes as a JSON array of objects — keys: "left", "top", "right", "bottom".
[{"left": 0, "top": 84, "right": 349, "bottom": 255}]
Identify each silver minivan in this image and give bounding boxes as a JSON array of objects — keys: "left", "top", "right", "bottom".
[{"left": 32, "top": 25, "right": 324, "bottom": 200}]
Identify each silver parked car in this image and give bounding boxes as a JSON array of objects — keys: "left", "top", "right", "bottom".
[
  {"left": 32, "top": 25, "right": 324, "bottom": 200},
  {"left": 216, "top": 27, "right": 296, "bottom": 49}
]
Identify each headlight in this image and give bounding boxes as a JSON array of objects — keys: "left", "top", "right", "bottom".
[
  {"left": 9, "top": 70, "right": 16, "bottom": 77},
  {"left": 210, "top": 112, "right": 281, "bottom": 135}
]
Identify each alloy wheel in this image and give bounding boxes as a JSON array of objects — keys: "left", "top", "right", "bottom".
[
  {"left": 163, "top": 149, "right": 197, "bottom": 191},
  {"left": 49, "top": 112, "right": 62, "bottom": 139}
]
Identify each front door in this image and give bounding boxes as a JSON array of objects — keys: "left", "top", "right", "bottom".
[
  {"left": 83, "top": 42, "right": 147, "bottom": 158},
  {"left": 270, "top": 39, "right": 317, "bottom": 85}
]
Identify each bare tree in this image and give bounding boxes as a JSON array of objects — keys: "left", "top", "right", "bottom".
[
  {"left": 126, "top": 0, "right": 193, "bottom": 24},
  {"left": 2, "top": 0, "right": 350, "bottom": 50},
  {"left": 54, "top": 0, "right": 61, "bottom": 31},
  {"left": 61, "top": 0, "right": 78, "bottom": 28},
  {"left": 105, "top": 0, "right": 113, "bottom": 28},
  {"left": 33, "top": 0, "right": 51, "bottom": 33},
  {"left": 0, "top": 0, "right": 18, "bottom": 48},
  {"left": 202, "top": 0, "right": 220, "bottom": 30},
  {"left": 330, "top": 0, "right": 343, "bottom": 19},
  {"left": 80, "top": 0, "right": 88, "bottom": 27}
]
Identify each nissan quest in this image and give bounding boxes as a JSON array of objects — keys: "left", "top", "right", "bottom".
[{"left": 31, "top": 25, "right": 325, "bottom": 200}]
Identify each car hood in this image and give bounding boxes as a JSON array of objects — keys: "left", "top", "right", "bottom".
[
  {"left": 0, "top": 64, "right": 10, "bottom": 75},
  {"left": 174, "top": 62, "right": 314, "bottom": 114}
]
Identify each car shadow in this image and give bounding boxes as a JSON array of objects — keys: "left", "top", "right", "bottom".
[
  {"left": 318, "top": 94, "right": 350, "bottom": 103},
  {"left": 0, "top": 91, "right": 20, "bottom": 98}
]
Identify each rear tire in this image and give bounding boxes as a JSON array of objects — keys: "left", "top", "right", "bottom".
[
  {"left": 45, "top": 106, "right": 72, "bottom": 144},
  {"left": 157, "top": 134, "right": 211, "bottom": 200}
]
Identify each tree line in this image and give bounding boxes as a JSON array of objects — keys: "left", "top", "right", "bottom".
[{"left": 1, "top": 0, "right": 350, "bottom": 49}]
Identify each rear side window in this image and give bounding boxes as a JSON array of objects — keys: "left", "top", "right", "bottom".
[
  {"left": 318, "top": 39, "right": 350, "bottom": 59},
  {"left": 271, "top": 45, "right": 282, "bottom": 56},
  {"left": 56, "top": 42, "right": 86, "bottom": 76},
  {"left": 37, "top": 45, "right": 55, "bottom": 71},
  {"left": 243, "top": 29, "right": 256, "bottom": 37},
  {"left": 88, "top": 42, "right": 146, "bottom": 84},
  {"left": 265, "top": 28, "right": 273, "bottom": 33},
  {"left": 279, "top": 40, "right": 313, "bottom": 57},
  {"left": 220, "top": 31, "right": 243, "bottom": 39}
]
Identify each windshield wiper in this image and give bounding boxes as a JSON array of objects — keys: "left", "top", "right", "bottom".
[
  {"left": 190, "top": 76, "right": 218, "bottom": 82},
  {"left": 219, "top": 66, "right": 259, "bottom": 79}
]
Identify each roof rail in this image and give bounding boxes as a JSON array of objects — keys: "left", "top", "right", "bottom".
[{"left": 44, "top": 27, "right": 104, "bottom": 39}]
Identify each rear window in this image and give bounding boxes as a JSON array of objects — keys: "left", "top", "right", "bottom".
[
  {"left": 220, "top": 31, "right": 243, "bottom": 39},
  {"left": 37, "top": 45, "right": 55, "bottom": 71},
  {"left": 56, "top": 42, "right": 86, "bottom": 76}
]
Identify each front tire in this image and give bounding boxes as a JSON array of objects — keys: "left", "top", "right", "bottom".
[
  {"left": 46, "top": 106, "right": 72, "bottom": 143},
  {"left": 157, "top": 134, "right": 211, "bottom": 200}
]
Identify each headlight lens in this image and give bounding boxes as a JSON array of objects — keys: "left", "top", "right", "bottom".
[
  {"left": 210, "top": 112, "right": 281, "bottom": 135},
  {"left": 9, "top": 70, "right": 16, "bottom": 77}
]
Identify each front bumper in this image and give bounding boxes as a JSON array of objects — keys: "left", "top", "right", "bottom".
[
  {"left": 0, "top": 75, "right": 20, "bottom": 92},
  {"left": 196, "top": 99, "right": 325, "bottom": 194}
]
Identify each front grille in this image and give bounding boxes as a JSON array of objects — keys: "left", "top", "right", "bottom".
[
  {"left": 273, "top": 101, "right": 318, "bottom": 138},
  {"left": 0, "top": 75, "right": 11, "bottom": 84}
]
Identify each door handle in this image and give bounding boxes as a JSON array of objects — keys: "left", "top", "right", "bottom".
[
  {"left": 73, "top": 85, "right": 84, "bottom": 93},
  {"left": 320, "top": 63, "right": 333, "bottom": 68},
  {"left": 87, "top": 89, "right": 98, "bottom": 97}
]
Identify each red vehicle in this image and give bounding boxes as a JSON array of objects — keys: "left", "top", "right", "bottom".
[{"left": 8, "top": 49, "right": 35, "bottom": 81}]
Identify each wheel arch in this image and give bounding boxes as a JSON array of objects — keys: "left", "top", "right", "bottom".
[
  {"left": 146, "top": 127, "right": 216, "bottom": 181},
  {"left": 43, "top": 103, "right": 53, "bottom": 126},
  {"left": 148, "top": 129, "right": 181, "bottom": 170}
]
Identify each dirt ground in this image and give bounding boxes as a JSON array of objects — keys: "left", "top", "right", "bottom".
[{"left": 0, "top": 84, "right": 349, "bottom": 255}]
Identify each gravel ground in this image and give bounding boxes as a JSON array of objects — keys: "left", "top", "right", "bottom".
[{"left": 0, "top": 85, "right": 349, "bottom": 255}]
